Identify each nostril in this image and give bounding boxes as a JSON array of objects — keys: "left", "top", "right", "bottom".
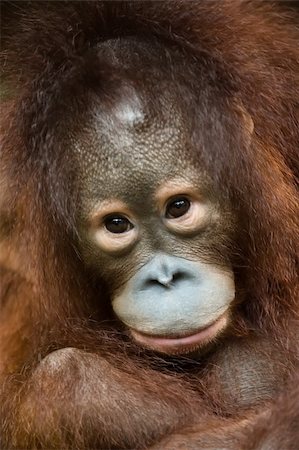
[
  {"left": 143, "top": 275, "right": 172, "bottom": 289},
  {"left": 172, "top": 271, "right": 185, "bottom": 283},
  {"left": 144, "top": 276, "right": 172, "bottom": 288},
  {"left": 143, "top": 271, "right": 188, "bottom": 289},
  {"left": 144, "top": 278, "right": 163, "bottom": 288}
]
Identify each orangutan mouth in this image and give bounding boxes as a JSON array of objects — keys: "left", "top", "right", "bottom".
[{"left": 130, "top": 312, "right": 228, "bottom": 355}]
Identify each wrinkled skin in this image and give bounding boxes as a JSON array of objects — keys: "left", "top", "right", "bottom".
[{"left": 73, "top": 56, "right": 236, "bottom": 355}]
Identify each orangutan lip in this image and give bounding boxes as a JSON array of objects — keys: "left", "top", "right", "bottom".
[{"left": 130, "top": 312, "right": 228, "bottom": 354}]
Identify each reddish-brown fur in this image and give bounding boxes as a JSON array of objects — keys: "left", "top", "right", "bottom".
[{"left": 0, "top": 1, "right": 298, "bottom": 449}]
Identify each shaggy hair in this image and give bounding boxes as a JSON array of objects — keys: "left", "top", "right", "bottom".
[{"left": 0, "top": 1, "right": 298, "bottom": 449}]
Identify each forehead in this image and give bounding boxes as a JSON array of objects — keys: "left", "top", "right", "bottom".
[{"left": 71, "top": 88, "right": 209, "bottom": 211}]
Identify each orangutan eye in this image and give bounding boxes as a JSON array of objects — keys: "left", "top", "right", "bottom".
[
  {"left": 104, "top": 215, "right": 133, "bottom": 234},
  {"left": 165, "top": 197, "right": 191, "bottom": 219},
  {"left": 90, "top": 201, "right": 139, "bottom": 254},
  {"left": 163, "top": 194, "right": 210, "bottom": 235}
]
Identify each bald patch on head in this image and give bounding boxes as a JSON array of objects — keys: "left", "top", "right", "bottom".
[{"left": 112, "top": 87, "right": 145, "bottom": 126}]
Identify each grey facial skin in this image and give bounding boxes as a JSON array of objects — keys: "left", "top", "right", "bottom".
[
  {"left": 71, "top": 46, "right": 236, "bottom": 353},
  {"left": 113, "top": 253, "right": 234, "bottom": 336}
]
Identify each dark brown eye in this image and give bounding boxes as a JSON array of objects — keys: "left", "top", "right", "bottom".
[
  {"left": 165, "top": 197, "right": 191, "bottom": 219},
  {"left": 104, "top": 216, "right": 133, "bottom": 234}
]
